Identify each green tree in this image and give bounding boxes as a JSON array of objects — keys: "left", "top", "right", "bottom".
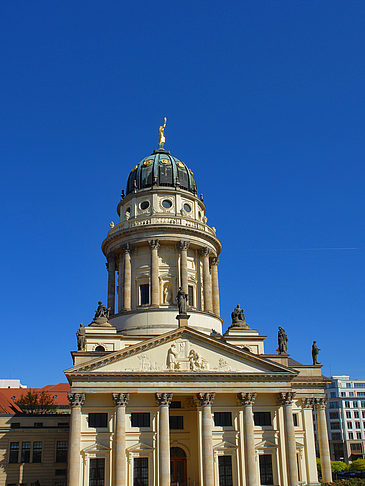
[
  {"left": 16, "top": 390, "right": 55, "bottom": 414},
  {"left": 348, "top": 458, "right": 365, "bottom": 471},
  {"left": 331, "top": 460, "right": 348, "bottom": 473}
]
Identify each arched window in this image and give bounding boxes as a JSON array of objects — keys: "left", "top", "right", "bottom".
[{"left": 95, "top": 345, "right": 105, "bottom": 352}]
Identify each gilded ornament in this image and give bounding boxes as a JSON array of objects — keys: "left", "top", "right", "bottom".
[
  {"left": 143, "top": 159, "right": 153, "bottom": 166},
  {"left": 132, "top": 164, "right": 138, "bottom": 172},
  {"left": 160, "top": 158, "right": 170, "bottom": 164},
  {"left": 158, "top": 117, "right": 167, "bottom": 148},
  {"left": 177, "top": 161, "right": 185, "bottom": 168}
]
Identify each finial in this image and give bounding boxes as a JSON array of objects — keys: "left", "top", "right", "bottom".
[
  {"left": 159, "top": 117, "right": 167, "bottom": 149},
  {"left": 109, "top": 221, "right": 115, "bottom": 229}
]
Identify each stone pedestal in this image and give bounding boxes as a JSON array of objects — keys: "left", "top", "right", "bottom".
[{"left": 176, "top": 314, "right": 190, "bottom": 327}]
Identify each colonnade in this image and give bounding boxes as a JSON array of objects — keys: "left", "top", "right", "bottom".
[
  {"left": 106, "top": 240, "right": 220, "bottom": 316},
  {"left": 67, "top": 391, "right": 332, "bottom": 486}
]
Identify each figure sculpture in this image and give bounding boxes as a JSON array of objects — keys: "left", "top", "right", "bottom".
[
  {"left": 76, "top": 323, "right": 86, "bottom": 351},
  {"left": 278, "top": 326, "right": 288, "bottom": 354},
  {"left": 176, "top": 287, "right": 188, "bottom": 315},
  {"left": 312, "top": 341, "right": 320, "bottom": 365},
  {"left": 167, "top": 344, "right": 179, "bottom": 370},
  {"left": 158, "top": 117, "right": 167, "bottom": 148},
  {"left": 94, "top": 301, "right": 110, "bottom": 320},
  {"left": 231, "top": 304, "right": 245, "bottom": 324}
]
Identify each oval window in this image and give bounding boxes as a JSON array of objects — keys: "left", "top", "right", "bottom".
[
  {"left": 162, "top": 199, "right": 172, "bottom": 209},
  {"left": 183, "top": 203, "right": 191, "bottom": 213},
  {"left": 95, "top": 345, "right": 105, "bottom": 352},
  {"left": 140, "top": 201, "right": 150, "bottom": 210}
]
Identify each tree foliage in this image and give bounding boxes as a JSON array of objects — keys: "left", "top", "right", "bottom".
[
  {"left": 348, "top": 459, "right": 365, "bottom": 471},
  {"left": 331, "top": 461, "right": 348, "bottom": 472},
  {"left": 16, "top": 390, "right": 55, "bottom": 414}
]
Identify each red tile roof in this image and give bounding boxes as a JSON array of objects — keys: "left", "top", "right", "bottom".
[{"left": 0, "top": 383, "right": 70, "bottom": 414}]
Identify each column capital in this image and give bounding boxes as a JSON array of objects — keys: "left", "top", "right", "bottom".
[
  {"left": 238, "top": 392, "right": 257, "bottom": 406},
  {"left": 113, "top": 393, "right": 130, "bottom": 407},
  {"left": 302, "top": 397, "right": 316, "bottom": 409},
  {"left": 279, "top": 391, "right": 296, "bottom": 406},
  {"left": 199, "top": 247, "right": 211, "bottom": 257},
  {"left": 211, "top": 257, "right": 219, "bottom": 266},
  {"left": 315, "top": 397, "right": 328, "bottom": 410},
  {"left": 67, "top": 392, "right": 85, "bottom": 407},
  {"left": 178, "top": 240, "right": 190, "bottom": 251},
  {"left": 121, "top": 243, "right": 132, "bottom": 254},
  {"left": 148, "top": 239, "right": 160, "bottom": 250},
  {"left": 197, "top": 392, "right": 215, "bottom": 406},
  {"left": 156, "top": 392, "right": 173, "bottom": 406}
]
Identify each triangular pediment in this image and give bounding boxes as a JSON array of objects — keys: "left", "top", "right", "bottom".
[{"left": 66, "top": 328, "right": 295, "bottom": 377}]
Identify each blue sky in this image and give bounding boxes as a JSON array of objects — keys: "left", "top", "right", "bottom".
[{"left": 0, "top": 1, "right": 364, "bottom": 386}]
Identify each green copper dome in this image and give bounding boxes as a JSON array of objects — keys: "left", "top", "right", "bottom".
[{"left": 126, "top": 149, "right": 197, "bottom": 195}]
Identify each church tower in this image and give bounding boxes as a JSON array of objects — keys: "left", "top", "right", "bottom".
[{"left": 102, "top": 127, "right": 222, "bottom": 336}]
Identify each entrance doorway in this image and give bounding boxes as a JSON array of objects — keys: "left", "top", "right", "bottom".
[{"left": 170, "top": 447, "right": 187, "bottom": 486}]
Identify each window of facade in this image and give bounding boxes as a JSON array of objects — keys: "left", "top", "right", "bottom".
[
  {"left": 329, "top": 412, "right": 339, "bottom": 419},
  {"left": 330, "top": 392, "right": 336, "bottom": 398},
  {"left": 332, "top": 432, "right": 342, "bottom": 440},
  {"left": 330, "top": 422, "right": 340, "bottom": 430},
  {"left": 349, "top": 392, "right": 354, "bottom": 397},
  {"left": 330, "top": 402, "right": 339, "bottom": 408},
  {"left": 32, "top": 442, "right": 42, "bottom": 463},
  {"left": 21, "top": 442, "right": 30, "bottom": 463},
  {"left": 56, "top": 441, "right": 68, "bottom": 463},
  {"left": 293, "top": 413, "right": 298, "bottom": 426},
  {"left": 188, "top": 285, "right": 194, "bottom": 307},
  {"left": 349, "top": 432, "right": 354, "bottom": 439},
  {"left": 133, "top": 457, "right": 148, "bottom": 486},
  {"left": 259, "top": 454, "right": 274, "bottom": 485},
  {"left": 355, "top": 422, "right": 361, "bottom": 429},
  {"left": 88, "top": 413, "right": 108, "bottom": 428},
  {"left": 357, "top": 432, "right": 362, "bottom": 439},
  {"left": 89, "top": 458, "right": 105, "bottom": 486},
  {"left": 346, "top": 411, "right": 351, "bottom": 418},
  {"left": 354, "top": 411, "right": 360, "bottom": 418},
  {"left": 355, "top": 383, "right": 365, "bottom": 388},
  {"left": 139, "top": 284, "right": 149, "bottom": 306},
  {"left": 214, "top": 412, "right": 232, "bottom": 427},
  {"left": 9, "top": 442, "right": 19, "bottom": 463},
  {"left": 345, "top": 401, "right": 351, "bottom": 408},
  {"left": 347, "top": 383, "right": 352, "bottom": 388},
  {"left": 362, "top": 402, "right": 365, "bottom": 408},
  {"left": 131, "top": 413, "right": 150, "bottom": 428},
  {"left": 95, "top": 345, "right": 105, "bottom": 352},
  {"left": 341, "top": 392, "right": 346, "bottom": 397},
  {"left": 357, "top": 392, "right": 365, "bottom": 397},
  {"left": 169, "top": 416, "right": 183, "bottom": 430},
  {"left": 350, "top": 443, "right": 363, "bottom": 452},
  {"left": 348, "top": 422, "right": 353, "bottom": 429},
  {"left": 363, "top": 411, "right": 365, "bottom": 418},
  {"left": 353, "top": 401, "right": 359, "bottom": 408},
  {"left": 254, "top": 412, "right": 272, "bottom": 426},
  {"left": 218, "top": 455, "right": 233, "bottom": 486}
]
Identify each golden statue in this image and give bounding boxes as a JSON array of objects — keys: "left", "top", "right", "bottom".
[{"left": 159, "top": 117, "right": 167, "bottom": 148}]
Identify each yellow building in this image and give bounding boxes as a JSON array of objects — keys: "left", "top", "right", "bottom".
[{"left": 65, "top": 131, "right": 332, "bottom": 486}]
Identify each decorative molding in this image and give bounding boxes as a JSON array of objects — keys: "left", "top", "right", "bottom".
[
  {"left": 67, "top": 392, "right": 85, "bottom": 407},
  {"left": 315, "top": 397, "right": 327, "bottom": 409},
  {"left": 302, "top": 398, "right": 316, "bottom": 409},
  {"left": 211, "top": 257, "right": 219, "bottom": 266},
  {"left": 121, "top": 243, "right": 131, "bottom": 254},
  {"left": 178, "top": 240, "right": 190, "bottom": 251},
  {"left": 156, "top": 392, "right": 173, "bottom": 406},
  {"left": 112, "top": 393, "right": 129, "bottom": 406},
  {"left": 199, "top": 247, "right": 210, "bottom": 257},
  {"left": 148, "top": 239, "right": 160, "bottom": 250},
  {"left": 238, "top": 392, "right": 257, "bottom": 406},
  {"left": 279, "top": 391, "right": 296, "bottom": 406},
  {"left": 197, "top": 392, "right": 215, "bottom": 406}
]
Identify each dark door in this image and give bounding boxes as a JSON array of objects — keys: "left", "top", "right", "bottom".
[{"left": 170, "top": 447, "right": 187, "bottom": 486}]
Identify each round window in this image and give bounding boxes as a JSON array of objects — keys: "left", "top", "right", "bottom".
[
  {"left": 183, "top": 203, "right": 192, "bottom": 213},
  {"left": 162, "top": 199, "right": 172, "bottom": 209},
  {"left": 140, "top": 201, "right": 150, "bottom": 210}
]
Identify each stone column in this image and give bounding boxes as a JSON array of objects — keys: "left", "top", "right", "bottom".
[
  {"left": 156, "top": 393, "right": 173, "bottom": 486},
  {"left": 197, "top": 392, "right": 215, "bottom": 486},
  {"left": 107, "top": 253, "right": 116, "bottom": 315},
  {"left": 149, "top": 240, "right": 160, "bottom": 307},
  {"left": 238, "top": 393, "right": 259, "bottom": 486},
  {"left": 113, "top": 393, "right": 129, "bottom": 486},
  {"left": 279, "top": 392, "right": 298, "bottom": 486},
  {"left": 210, "top": 257, "right": 220, "bottom": 316},
  {"left": 316, "top": 398, "right": 332, "bottom": 483},
  {"left": 122, "top": 245, "right": 131, "bottom": 311},
  {"left": 199, "top": 247, "right": 213, "bottom": 313},
  {"left": 302, "top": 398, "right": 318, "bottom": 485},
  {"left": 67, "top": 393, "right": 85, "bottom": 486},
  {"left": 178, "top": 241, "right": 190, "bottom": 295},
  {"left": 118, "top": 254, "right": 123, "bottom": 313}
]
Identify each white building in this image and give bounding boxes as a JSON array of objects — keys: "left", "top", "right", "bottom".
[{"left": 324, "top": 375, "right": 365, "bottom": 462}]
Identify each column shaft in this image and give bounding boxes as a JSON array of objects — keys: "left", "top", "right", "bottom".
[
  {"left": 280, "top": 392, "right": 298, "bottom": 486},
  {"left": 197, "top": 393, "right": 215, "bottom": 486},
  {"left": 211, "top": 257, "right": 220, "bottom": 316},
  {"left": 239, "top": 393, "right": 259, "bottom": 486},
  {"left": 113, "top": 393, "right": 129, "bottom": 486},
  {"left": 200, "top": 248, "right": 213, "bottom": 312},
  {"left": 123, "top": 246, "right": 131, "bottom": 311},
  {"left": 156, "top": 393, "right": 172, "bottom": 486},
  {"left": 316, "top": 399, "right": 332, "bottom": 483},
  {"left": 149, "top": 240, "right": 160, "bottom": 306},
  {"left": 67, "top": 393, "right": 85, "bottom": 486},
  {"left": 107, "top": 254, "right": 116, "bottom": 314},
  {"left": 118, "top": 255, "right": 123, "bottom": 313},
  {"left": 179, "top": 241, "right": 189, "bottom": 295}
]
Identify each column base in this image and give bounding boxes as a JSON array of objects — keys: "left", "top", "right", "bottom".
[{"left": 176, "top": 314, "right": 190, "bottom": 327}]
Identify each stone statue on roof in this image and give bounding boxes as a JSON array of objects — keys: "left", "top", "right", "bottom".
[{"left": 278, "top": 326, "right": 288, "bottom": 354}]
